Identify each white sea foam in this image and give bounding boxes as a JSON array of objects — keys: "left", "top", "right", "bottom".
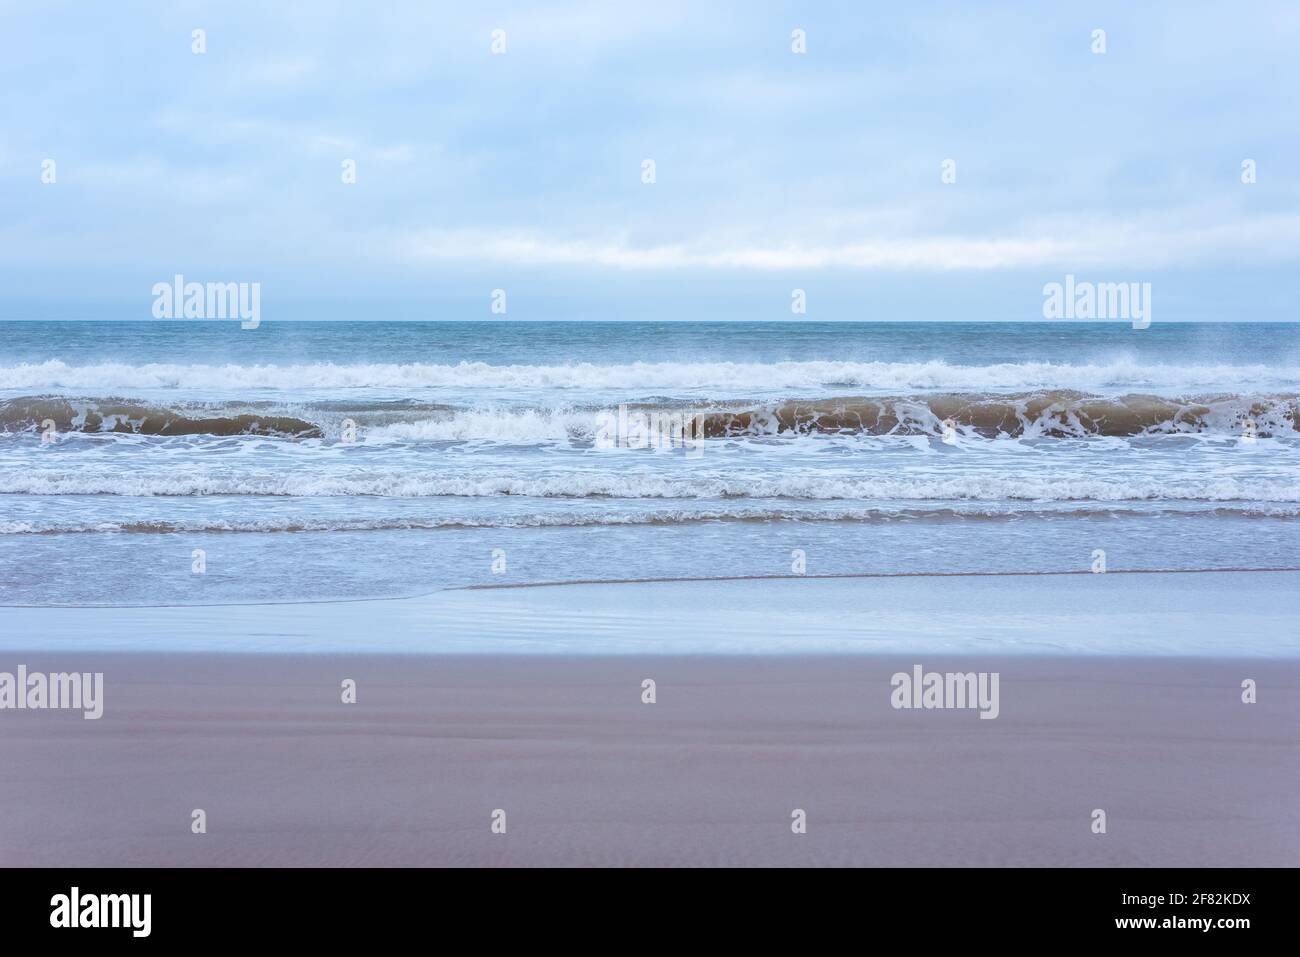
[
  {"left": 2, "top": 502, "right": 1296, "bottom": 535},
  {"left": 363, "top": 409, "right": 584, "bottom": 442},
  {"left": 4, "top": 358, "right": 1299, "bottom": 394},
  {"left": 1, "top": 470, "right": 1296, "bottom": 501}
]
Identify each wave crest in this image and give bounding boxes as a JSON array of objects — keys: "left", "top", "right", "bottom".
[
  {"left": 4, "top": 358, "right": 1299, "bottom": 393},
  {"left": 0, "top": 397, "right": 320, "bottom": 437},
  {"left": 2, "top": 471, "right": 1297, "bottom": 501},
  {"left": 5, "top": 392, "right": 1293, "bottom": 439},
  {"left": 4, "top": 504, "right": 1299, "bottom": 535}
]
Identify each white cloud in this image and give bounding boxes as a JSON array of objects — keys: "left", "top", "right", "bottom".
[{"left": 398, "top": 213, "right": 1300, "bottom": 271}]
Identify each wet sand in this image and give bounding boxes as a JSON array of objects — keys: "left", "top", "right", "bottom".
[
  {"left": 1, "top": 654, "right": 1296, "bottom": 867},
  {"left": 3, "top": 569, "right": 1299, "bottom": 655}
]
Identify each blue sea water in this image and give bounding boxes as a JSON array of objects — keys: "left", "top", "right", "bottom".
[{"left": 1, "top": 320, "right": 1297, "bottom": 607}]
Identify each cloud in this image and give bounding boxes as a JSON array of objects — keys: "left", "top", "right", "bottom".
[
  {"left": 397, "top": 212, "right": 1300, "bottom": 272},
  {"left": 2, "top": 0, "right": 1298, "bottom": 314}
]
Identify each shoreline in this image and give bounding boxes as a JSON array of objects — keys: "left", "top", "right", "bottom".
[
  {"left": 456, "top": 564, "right": 1300, "bottom": 590},
  {"left": 2, "top": 562, "right": 1298, "bottom": 610},
  {"left": 3, "top": 570, "right": 1298, "bottom": 656}
]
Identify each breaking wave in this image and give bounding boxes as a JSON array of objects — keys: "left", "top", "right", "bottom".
[
  {"left": 3, "top": 503, "right": 1298, "bottom": 534},
  {"left": 2, "top": 471, "right": 1297, "bottom": 501},
  {"left": 4, "top": 391, "right": 1296, "bottom": 439},
  {"left": 4, "top": 358, "right": 1300, "bottom": 393},
  {"left": 0, "top": 397, "right": 319, "bottom": 437}
]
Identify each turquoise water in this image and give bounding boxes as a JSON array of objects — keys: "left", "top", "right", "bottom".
[{"left": 1, "top": 321, "right": 1297, "bottom": 607}]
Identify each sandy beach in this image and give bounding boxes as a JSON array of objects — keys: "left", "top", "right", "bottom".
[
  {"left": 1, "top": 652, "right": 1296, "bottom": 867},
  {"left": 3, "top": 573, "right": 1297, "bottom": 866}
]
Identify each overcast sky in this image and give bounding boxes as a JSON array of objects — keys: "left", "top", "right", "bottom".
[{"left": 2, "top": 1, "right": 1298, "bottom": 320}]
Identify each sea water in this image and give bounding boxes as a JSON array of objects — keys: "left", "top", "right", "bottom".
[{"left": 1, "top": 320, "right": 1297, "bottom": 608}]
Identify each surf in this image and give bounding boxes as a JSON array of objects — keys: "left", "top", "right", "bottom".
[
  {"left": 4, "top": 391, "right": 1295, "bottom": 439},
  {"left": 4, "top": 357, "right": 1300, "bottom": 394}
]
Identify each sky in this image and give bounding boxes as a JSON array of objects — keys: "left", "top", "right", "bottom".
[{"left": 2, "top": 0, "right": 1298, "bottom": 320}]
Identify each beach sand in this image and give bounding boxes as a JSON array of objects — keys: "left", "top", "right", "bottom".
[{"left": 1, "top": 652, "right": 1296, "bottom": 867}]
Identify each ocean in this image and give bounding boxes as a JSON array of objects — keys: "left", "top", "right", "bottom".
[{"left": 1, "top": 320, "right": 1298, "bottom": 610}]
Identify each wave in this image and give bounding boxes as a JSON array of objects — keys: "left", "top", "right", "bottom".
[
  {"left": 4, "top": 392, "right": 1295, "bottom": 439},
  {"left": 0, "top": 397, "right": 319, "bottom": 437},
  {"left": 699, "top": 393, "right": 1299, "bottom": 438},
  {"left": 4, "top": 358, "right": 1299, "bottom": 393},
  {"left": 4, "top": 504, "right": 1298, "bottom": 534},
  {"left": 2, "top": 471, "right": 1297, "bottom": 501}
]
